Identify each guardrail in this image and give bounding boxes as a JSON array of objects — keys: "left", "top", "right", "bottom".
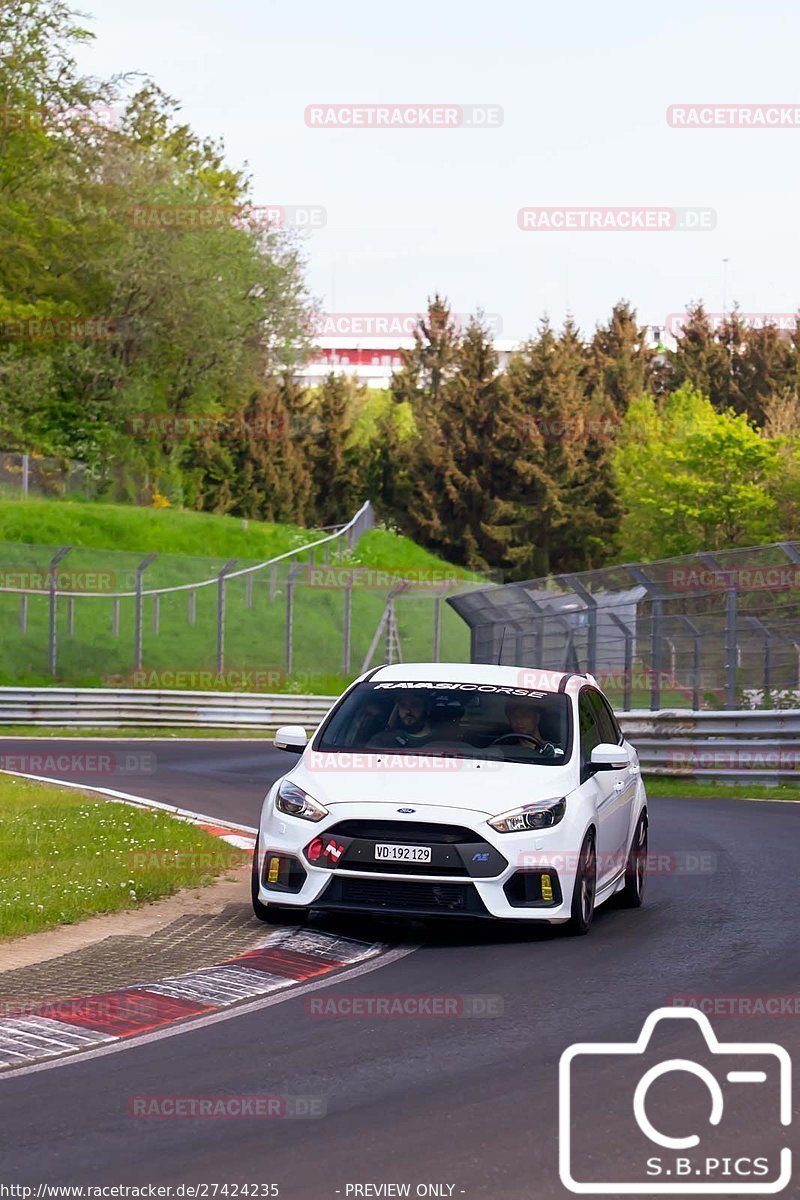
[
  {"left": 0, "top": 688, "right": 335, "bottom": 730},
  {"left": 0, "top": 690, "right": 796, "bottom": 783},
  {"left": 620, "top": 709, "right": 799, "bottom": 783}
]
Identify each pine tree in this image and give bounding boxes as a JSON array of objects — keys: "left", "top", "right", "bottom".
[
  {"left": 309, "top": 373, "right": 363, "bottom": 525},
  {"left": 404, "top": 318, "right": 514, "bottom": 571},
  {"left": 589, "top": 301, "right": 654, "bottom": 414},
  {"left": 506, "top": 318, "right": 620, "bottom": 576}
]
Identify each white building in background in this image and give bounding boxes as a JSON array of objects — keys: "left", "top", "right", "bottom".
[{"left": 297, "top": 337, "right": 523, "bottom": 390}]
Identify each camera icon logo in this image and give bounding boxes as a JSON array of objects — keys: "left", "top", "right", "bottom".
[{"left": 559, "top": 1007, "right": 792, "bottom": 1194}]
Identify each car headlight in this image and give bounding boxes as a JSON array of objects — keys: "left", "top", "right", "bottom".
[
  {"left": 488, "top": 798, "right": 566, "bottom": 833},
  {"left": 275, "top": 779, "right": 328, "bottom": 822}
]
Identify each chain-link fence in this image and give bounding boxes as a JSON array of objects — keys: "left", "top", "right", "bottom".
[
  {"left": 0, "top": 503, "right": 477, "bottom": 687},
  {"left": 0, "top": 451, "right": 95, "bottom": 500},
  {"left": 448, "top": 541, "right": 800, "bottom": 710}
]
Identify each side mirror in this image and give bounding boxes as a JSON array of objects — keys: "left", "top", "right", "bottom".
[
  {"left": 590, "top": 742, "right": 630, "bottom": 771},
  {"left": 274, "top": 725, "right": 308, "bottom": 753}
]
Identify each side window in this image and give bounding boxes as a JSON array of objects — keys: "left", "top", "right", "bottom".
[
  {"left": 597, "top": 692, "right": 623, "bottom": 745},
  {"left": 578, "top": 693, "right": 602, "bottom": 764},
  {"left": 588, "top": 690, "right": 619, "bottom": 746}
]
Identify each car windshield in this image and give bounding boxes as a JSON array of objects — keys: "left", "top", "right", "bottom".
[{"left": 314, "top": 681, "right": 572, "bottom": 765}]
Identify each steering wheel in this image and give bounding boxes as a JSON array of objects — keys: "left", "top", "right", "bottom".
[{"left": 491, "top": 733, "right": 545, "bottom": 748}]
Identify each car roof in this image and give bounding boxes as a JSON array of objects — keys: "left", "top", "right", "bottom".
[{"left": 366, "top": 662, "right": 597, "bottom": 693}]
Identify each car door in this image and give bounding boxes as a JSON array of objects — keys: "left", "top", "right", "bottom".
[
  {"left": 577, "top": 690, "right": 625, "bottom": 888},
  {"left": 595, "top": 689, "right": 638, "bottom": 848},
  {"left": 587, "top": 689, "right": 635, "bottom": 876}
]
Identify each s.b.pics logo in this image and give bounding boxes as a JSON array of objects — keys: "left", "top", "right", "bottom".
[{"left": 559, "top": 1007, "right": 792, "bottom": 1194}]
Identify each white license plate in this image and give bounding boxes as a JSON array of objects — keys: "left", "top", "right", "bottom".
[{"left": 374, "top": 843, "right": 432, "bottom": 863}]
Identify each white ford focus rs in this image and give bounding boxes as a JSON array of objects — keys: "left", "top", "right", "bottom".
[{"left": 252, "top": 662, "right": 649, "bottom": 934}]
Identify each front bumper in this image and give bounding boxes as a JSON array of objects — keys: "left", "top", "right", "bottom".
[{"left": 255, "top": 801, "right": 582, "bottom": 921}]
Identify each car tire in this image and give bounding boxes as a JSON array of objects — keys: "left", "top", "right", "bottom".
[
  {"left": 564, "top": 831, "right": 597, "bottom": 936},
  {"left": 251, "top": 839, "right": 309, "bottom": 924},
  {"left": 620, "top": 811, "right": 648, "bottom": 908}
]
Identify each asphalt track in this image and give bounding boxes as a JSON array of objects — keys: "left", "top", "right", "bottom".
[{"left": 0, "top": 739, "right": 798, "bottom": 1198}]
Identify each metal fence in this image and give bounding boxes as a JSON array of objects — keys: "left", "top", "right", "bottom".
[
  {"left": 448, "top": 541, "right": 800, "bottom": 710},
  {"left": 0, "top": 451, "right": 93, "bottom": 500},
  {"left": 0, "top": 501, "right": 476, "bottom": 684},
  {"left": 1, "top": 687, "right": 796, "bottom": 782}
]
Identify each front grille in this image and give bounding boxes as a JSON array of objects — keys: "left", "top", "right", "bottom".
[
  {"left": 329, "top": 820, "right": 479, "bottom": 844},
  {"left": 318, "top": 876, "right": 489, "bottom": 916}
]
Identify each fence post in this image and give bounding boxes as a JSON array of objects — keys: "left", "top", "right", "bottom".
[
  {"left": 678, "top": 615, "right": 702, "bottom": 711},
  {"left": 48, "top": 546, "right": 71, "bottom": 677},
  {"left": 724, "top": 584, "right": 738, "bottom": 709},
  {"left": 20, "top": 594, "right": 27, "bottom": 636},
  {"left": 22, "top": 453, "right": 29, "bottom": 497},
  {"left": 607, "top": 611, "right": 633, "bottom": 711},
  {"left": 342, "top": 575, "right": 354, "bottom": 675},
  {"left": 285, "top": 563, "right": 304, "bottom": 675},
  {"left": 134, "top": 553, "right": 158, "bottom": 671},
  {"left": 216, "top": 559, "right": 238, "bottom": 674},
  {"left": 433, "top": 592, "right": 443, "bottom": 662},
  {"left": 564, "top": 574, "right": 597, "bottom": 675}
]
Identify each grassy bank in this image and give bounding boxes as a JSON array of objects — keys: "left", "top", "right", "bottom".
[
  {"left": 0, "top": 498, "right": 474, "bottom": 687},
  {"left": 0, "top": 775, "right": 249, "bottom": 940}
]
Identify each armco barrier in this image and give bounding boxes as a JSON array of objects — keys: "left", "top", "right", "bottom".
[
  {"left": 0, "top": 690, "right": 797, "bottom": 782},
  {"left": 0, "top": 688, "right": 335, "bottom": 730}
]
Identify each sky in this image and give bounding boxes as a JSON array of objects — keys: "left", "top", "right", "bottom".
[{"left": 75, "top": 0, "right": 800, "bottom": 342}]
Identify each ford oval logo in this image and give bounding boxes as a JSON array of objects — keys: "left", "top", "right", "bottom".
[{"left": 397, "top": 807, "right": 416, "bottom": 814}]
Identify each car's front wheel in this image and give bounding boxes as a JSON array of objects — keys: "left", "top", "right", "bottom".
[
  {"left": 564, "top": 831, "right": 596, "bottom": 936},
  {"left": 620, "top": 811, "right": 648, "bottom": 908},
  {"left": 251, "top": 839, "right": 309, "bottom": 924}
]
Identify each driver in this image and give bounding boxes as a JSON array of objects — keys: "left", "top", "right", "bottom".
[
  {"left": 494, "top": 698, "right": 558, "bottom": 755},
  {"left": 368, "top": 693, "right": 435, "bottom": 748}
]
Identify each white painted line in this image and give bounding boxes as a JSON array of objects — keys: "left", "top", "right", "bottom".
[
  {"left": 0, "top": 945, "right": 417, "bottom": 1080},
  {"left": 0, "top": 769, "right": 257, "bottom": 833}
]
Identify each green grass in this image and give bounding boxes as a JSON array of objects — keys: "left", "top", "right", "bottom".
[
  {"left": 0, "top": 496, "right": 319, "bottom": 560},
  {"left": 0, "top": 775, "right": 250, "bottom": 940},
  {"left": 0, "top": 498, "right": 475, "bottom": 688},
  {"left": 643, "top": 776, "right": 800, "bottom": 802}
]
